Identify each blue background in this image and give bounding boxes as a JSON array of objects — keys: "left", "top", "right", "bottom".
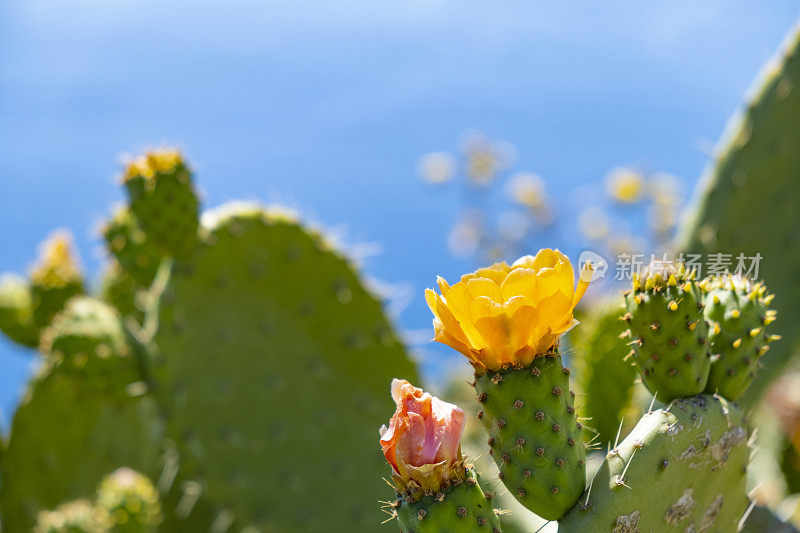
[{"left": 1, "top": 1, "right": 798, "bottom": 428}]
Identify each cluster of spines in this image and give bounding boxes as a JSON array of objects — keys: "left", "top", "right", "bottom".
[
  {"left": 699, "top": 275, "right": 779, "bottom": 400},
  {"left": 622, "top": 263, "right": 711, "bottom": 401}
]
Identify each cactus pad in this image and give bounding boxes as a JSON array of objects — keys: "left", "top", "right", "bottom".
[
  {"left": 123, "top": 149, "right": 199, "bottom": 259},
  {"left": 571, "top": 299, "right": 638, "bottom": 446},
  {"left": 473, "top": 349, "right": 584, "bottom": 521},
  {"left": 0, "top": 299, "right": 161, "bottom": 532},
  {"left": 146, "top": 203, "right": 418, "bottom": 531},
  {"left": 559, "top": 395, "right": 749, "bottom": 532},
  {"left": 701, "top": 275, "right": 779, "bottom": 401},
  {"left": 623, "top": 267, "right": 711, "bottom": 402},
  {"left": 393, "top": 467, "right": 501, "bottom": 533},
  {"left": 102, "top": 207, "right": 162, "bottom": 287}
]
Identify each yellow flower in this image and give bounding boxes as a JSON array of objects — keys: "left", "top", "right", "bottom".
[
  {"left": 605, "top": 167, "right": 644, "bottom": 204},
  {"left": 426, "top": 249, "right": 592, "bottom": 371},
  {"left": 29, "top": 230, "right": 82, "bottom": 288}
]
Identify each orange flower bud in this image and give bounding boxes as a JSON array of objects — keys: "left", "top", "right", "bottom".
[{"left": 380, "top": 379, "right": 465, "bottom": 496}]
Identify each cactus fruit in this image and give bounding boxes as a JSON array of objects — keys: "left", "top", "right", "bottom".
[
  {"left": 701, "top": 275, "right": 779, "bottom": 401},
  {"left": 101, "top": 207, "right": 162, "bottom": 287},
  {"left": 33, "top": 500, "right": 110, "bottom": 533},
  {"left": 96, "top": 468, "right": 162, "bottom": 532},
  {"left": 145, "top": 203, "right": 418, "bottom": 530},
  {"left": 392, "top": 467, "right": 501, "bottom": 533},
  {"left": 559, "top": 395, "right": 749, "bottom": 532},
  {"left": 473, "top": 348, "right": 585, "bottom": 521},
  {"left": 0, "top": 298, "right": 162, "bottom": 531},
  {"left": 29, "top": 230, "right": 85, "bottom": 331},
  {"left": 676, "top": 22, "right": 800, "bottom": 407},
  {"left": 0, "top": 274, "right": 39, "bottom": 347},
  {"left": 570, "top": 299, "right": 638, "bottom": 446},
  {"left": 622, "top": 264, "right": 711, "bottom": 402},
  {"left": 122, "top": 149, "right": 199, "bottom": 258}
]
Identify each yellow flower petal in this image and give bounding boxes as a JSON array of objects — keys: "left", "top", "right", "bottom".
[{"left": 466, "top": 277, "right": 503, "bottom": 303}]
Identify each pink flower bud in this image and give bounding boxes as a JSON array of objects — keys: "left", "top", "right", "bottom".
[{"left": 380, "top": 379, "right": 466, "bottom": 496}]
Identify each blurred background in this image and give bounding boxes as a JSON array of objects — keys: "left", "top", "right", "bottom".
[{"left": 2, "top": 0, "right": 799, "bottom": 431}]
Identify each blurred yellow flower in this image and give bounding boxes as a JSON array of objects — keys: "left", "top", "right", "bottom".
[
  {"left": 30, "top": 230, "right": 82, "bottom": 288},
  {"left": 605, "top": 167, "right": 644, "bottom": 203},
  {"left": 123, "top": 148, "right": 184, "bottom": 182},
  {"left": 425, "top": 249, "right": 592, "bottom": 372},
  {"left": 507, "top": 172, "right": 545, "bottom": 209}
]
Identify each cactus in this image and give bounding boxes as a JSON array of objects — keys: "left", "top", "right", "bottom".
[
  {"left": 392, "top": 467, "right": 501, "bottom": 533},
  {"left": 96, "top": 468, "right": 162, "bottom": 532},
  {"left": 570, "top": 299, "right": 638, "bottom": 446},
  {"left": 474, "top": 348, "right": 585, "bottom": 521},
  {"left": 701, "top": 275, "right": 780, "bottom": 401},
  {"left": 0, "top": 298, "right": 162, "bottom": 531},
  {"left": 122, "top": 149, "right": 199, "bottom": 259},
  {"left": 559, "top": 395, "right": 749, "bottom": 532},
  {"left": 677, "top": 21, "right": 800, "bottom": 407},
  {"left": 139, "top": 202, "right": 417, "bottom": 530},
  {"left": 622, "top": 265, "right": 711, "bottom": 402}
]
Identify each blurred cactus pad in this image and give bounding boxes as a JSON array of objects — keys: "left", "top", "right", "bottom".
[{"left": 0, "top": 150, "right": 417, "bottom": 531}]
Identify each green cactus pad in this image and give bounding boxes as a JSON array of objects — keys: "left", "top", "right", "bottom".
[
  {"left": 0, "top": 274, "right": 39, "bottom": 347},
  {"left": 146, "top": 203, "right": 418, "bottom": 531},
  {"left": 571, "top": 299, "right": 638, "bottom": 446},
  {"left": 123, "top": 149, "right": 199, "bottom": 259},
  {"left": 473, "top": 349, "right": 584, "bottom": 521},
  {"left": 33, "top": 499, "right": 111, "bottom": 533},
  {"left": 701, "top": 276, "right": 778, "bottom": 401},
  {"left": 393, "top": 467, "right": 501, "bottom": 533},
  {"left": 102, "top": 207, "right": 162, "bottom": 287},
  {"left": 0, "top": 299, "right": 162, "bottom": 532},
  {"left": 623, "top": 267, "right": 711, "bottom": 402},
  {"left": 96, "top": 468, "right": 162, "bottom": 532},
  {"left": 559, "top": 395, "right": 749, "bottom": 532},
  {"left": 677, "top": 23, "right": 800, "bottom": 406}
]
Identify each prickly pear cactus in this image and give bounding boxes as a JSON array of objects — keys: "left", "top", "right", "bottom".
[
  {"left": 145, "top": 203, "right": 418, "bottom": 531},
  {"left": 570, "top": 299, "right": 638, "bottom": 446},
  {"left": 0, "top": 298, "right": 162, "bottom": 532},
  {"left": 622, "top": 266, "right": 711, "bottom": 402},
  {"left": 392, "top": 467, "right": 501, "bottom": 533},
  {"left": 122, "top": 149, "right": 199, "bottom": 259},
  {"left": 559, "top": 395, "right": 749, "bottom": 532},
  {"left": 701, "top": 275, "right": 779, "bottom": 401},
  {"left": 473, "top": 348, "right": 584, "bottom": 521},
  {"left": 677, "top": 22, "right": 800, "bottom": 406}
]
